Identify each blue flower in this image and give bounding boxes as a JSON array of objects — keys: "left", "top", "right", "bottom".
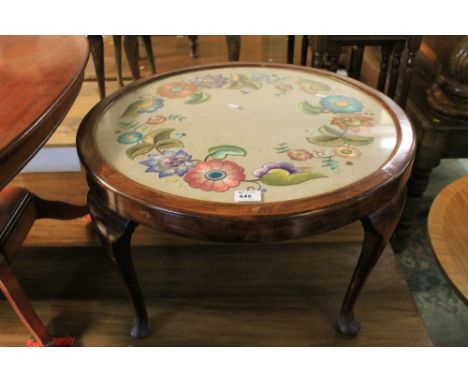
[
  {"left": 117, "top": 132, "right": 143, "bottom": 144},
  {"left": 320, "top": 95, "right": 363, "bottom": 113},
  {"left": 139, "top": 150, "right": 195, "bottom": 178}
]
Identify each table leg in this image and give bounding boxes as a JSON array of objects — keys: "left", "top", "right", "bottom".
[
  {"left": 88, "top": 35, "right": 106, "bottom": 99},
  {"left": 188, "top": 35, "right": 199, "bottom": 58},
  {"left": 124, "top": 36, "right": 141, "bottom": 80},
  {"left": 391, "top": 129, "right": 447, "bottom": 253},
  {"left": 88, "top": 193, "right": 149, "bottom": 339},
  {"left": 113, "top": 35, "right": 124, "bottom": 87},
  {"left": 338, "top": 190, "right": 406, "bottom": 335},
  {"left": 225, "top": 35, "right": 241, "bottom": 61},
  {"left": 0, "top": 255, "right": 54, "bottom": 346}
]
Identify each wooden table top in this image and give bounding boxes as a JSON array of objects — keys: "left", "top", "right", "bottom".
[
  {"left": 0, "top": 36, "right": 89, "bottom": 189},
  {"left": 428, "top": 176, "right": 468, "bottom": 303},
  {"left": 79, "top": 63, "right": 414, "bottom": 216}
]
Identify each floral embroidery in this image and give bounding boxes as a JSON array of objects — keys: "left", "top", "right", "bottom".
[
  {"left": 252, "top": 162, "right": 327, "bottom": 186},
  {"left": 251, "top": 73, "right": 272, "bottom": 83},
  {"left": 120, "top": 97, "right": 164, "bottom": 119},
  {"left": 146, "top": 115, "right": 167, "bottom": 125},
  {"left": 157, "top": 82, "right": 198, "bottom": 98},
  {"left": 320, "top": 95, "right": 363, "bottom": 113},
  {"left": 117, "top": 132, "right": 143, "bottom": 144},
  {"left": 184, "top": 160, "right": 245, "bottom": 192},
  {"left": 333, "top": 146, "right": 362, "bottom": 159},
  {"left": 140, "top": 150, "right": 195, "bottom": 178},
  {"left": 331, "top": 114, "right": 373, "bottom": 133},
  {"left": 275, "top": 83, "right": 293, "bottom": 96},
  {"left": 252, "top": 162, "right": 302, "bottom": 178},
  {"left": 113, "top": 70, "right": 386, "bottom": 195},
  {"left": 297, "top": 78, "right": 331, "bottom": 94},
  {"left": 189, "top": 74, "right": 229, "bottom": 88},
  {"left": 287, "top": 149, "right": 313, "bottom": 161}
]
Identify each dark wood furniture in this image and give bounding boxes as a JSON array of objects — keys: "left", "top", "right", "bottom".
[
  {"left": 287, "top": 35, "right": 309, "bottom": 65},
  {"left": 0, "top": 36, "right": 89, "bottom": 346},
  {"left": 77, "top": 62, "right": 415, "bottom": 339},
  {"left": 391, "top": 36, "right": 468, "bottom": 252},
  {"left": 89, "top": 36, "right": 242, "bottom": 99},
  {"left": 309, "top": 36, "right": 422, "bottom": 109},
  {"left": 428, "top": 176, "right": 468, "bottom": 304}
]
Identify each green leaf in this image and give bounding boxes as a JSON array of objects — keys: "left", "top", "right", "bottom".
[
  {"left": 307, "top": 136, "right": 345, "bottom": 147},
  {"left": 228, "top": 74, "right": 262, "bottom": 90},
  {"left": 299, "top": 101, "right": 322, "bottom": 115},
  {"left": 318, "top": 125, "right": 375, "bottom": 146},
  {"left": 342, "top": 136, "right": 374, "bottom": 146},
  {"left": 154, "top": 138, "right": 184, "bottom": 152},
  {"left": 207, "top": 145, "right": 247, "bottom": 159},
  {"left": 142, "top": 128, "right": 175, "bottom": 145},
  {"left": 297, "top": 79, "right": 332, "bottom": 92},
  {"left": 260, "top": 171, "right": 327, "bottom": 186},
  {"left": 126, "top": 143, "right": 154, "bottom": 160},
  {"left": 185, "top": 92, "right": 211, "bottom": 104},
  {"left": 320, "top": 125, "right": 343, "bottom": 137}
]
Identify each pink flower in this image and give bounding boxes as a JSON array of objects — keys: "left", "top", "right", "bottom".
[
  {"left": 146, "top": 115, "right": 167, "bottom": 125},
  {"left": 331, "top": 114, "right": 373, "bottom": 133},
  {"left": 184, "top": 160, "right": 245, "bottom": 192},
  {"left": 287, "top": 149, "right": 313, "bottom": 161},
  {"left": 333, "top": 146, "right": 361, "bottom": 159}
]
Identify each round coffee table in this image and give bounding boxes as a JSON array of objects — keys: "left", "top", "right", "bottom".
[{"left": 77, "top": 63, "right": 415, "bottom": 339}]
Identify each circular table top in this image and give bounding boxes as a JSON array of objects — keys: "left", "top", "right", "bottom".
[
  {"left": 78, "top": 63, "right": 414, "bottom": 219},
  {"left": 0, "top": 36, "right": 89, "bottom": 189},
  {"left": 428, "top": 176, "right": 468, "bottom": 303}
]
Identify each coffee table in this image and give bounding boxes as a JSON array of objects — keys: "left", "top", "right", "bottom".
[{"left": 77, "top": 63, "right": 415, "bottom": 339}]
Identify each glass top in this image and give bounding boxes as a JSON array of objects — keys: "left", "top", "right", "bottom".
[{"left": 95, "top": 66, "right": 398, "bottom": 204}]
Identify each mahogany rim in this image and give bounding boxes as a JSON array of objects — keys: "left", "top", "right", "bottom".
[
  {"left": 0, "top": 36, "right": 90, "bottom": 162},
  {"left": 77, "top": 62, "right": 416, "bottom": 219}
]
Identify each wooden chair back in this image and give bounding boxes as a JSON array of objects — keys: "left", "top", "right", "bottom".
[{"left": 310, "top": 36, "right": 422, "bottom": 109}]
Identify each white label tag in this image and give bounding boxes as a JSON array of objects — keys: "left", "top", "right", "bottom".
[{"left": 234, "top": 190, "right": 262, "bottom": 203}]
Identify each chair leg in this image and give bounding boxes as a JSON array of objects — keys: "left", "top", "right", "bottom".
[
  {"left": 348, "top": 45, "right": 364, "bottom": 79},
  {"left": 188, "top": 35, "right": 199, "bottom": 58},
  {"left": 300, "top": 35, "right": 309, "bottom": 66},
  {"left": 141, "top": 36, "right": 156, "bottom": 74},
  {"left": 88, "top": 35, "right": 106, "bottom": 99},
  {"left": 0, "top": 255, "right": 54, "bottom": 346},
  {"left": 113, "top": 35, "right": 124, "bottom": 87},
  {"left": 124, "top": 36, "right": 141, "bottom": 80},
  {"left": 287, "top": 35, "right": 295, "bottom": 64},
  {"left": 225, "top": 35, "right": 241, "bottom": 61}
]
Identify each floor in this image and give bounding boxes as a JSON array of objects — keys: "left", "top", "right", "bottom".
[{"left": 1, "top": 35, "right": 467, "bottom": 346}]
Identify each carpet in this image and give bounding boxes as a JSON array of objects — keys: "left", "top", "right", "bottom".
[{"left": 396, "top": 200, "right": 468, "bottom": 346}]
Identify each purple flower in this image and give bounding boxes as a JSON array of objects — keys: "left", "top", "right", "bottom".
[
  {"left": 140, "top": 150, "right": 195, "bottom": 178},
  {"left": 252, "top": 162, "right": 303, "bottom": 178}
]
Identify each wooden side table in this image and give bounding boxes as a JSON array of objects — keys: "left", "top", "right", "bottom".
[
  {"left": 428, "top": 176, "right": 468, "bottom": 304},
  {"left": 77, "top": 63, "right": 415, "bottom": 339},
  {"left": 0, "top": 36, "right": 89, "bottom": 346},
  {"left": 391, "top": 36, "right": 468, "bottom": 252}
]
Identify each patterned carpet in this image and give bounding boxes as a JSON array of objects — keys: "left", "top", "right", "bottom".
[{"left": 396, "top": 160, "right": 468, "bottom": 346}]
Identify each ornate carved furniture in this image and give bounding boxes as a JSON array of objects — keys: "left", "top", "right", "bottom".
[
  {"left": 77, "top": 63, "right": 415, "bottom": 339},
  {"left": 392, "top": 36, "right": 468, "bottom": 251},
  {"left": 428, "top": 176, "right": 468, "bottom": 304},
  {"left": 309, "top": 36, "right": 422, "bottom": 109},
  {"left": 0, "top": 36, "right": 89, "bottom": 346}
]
